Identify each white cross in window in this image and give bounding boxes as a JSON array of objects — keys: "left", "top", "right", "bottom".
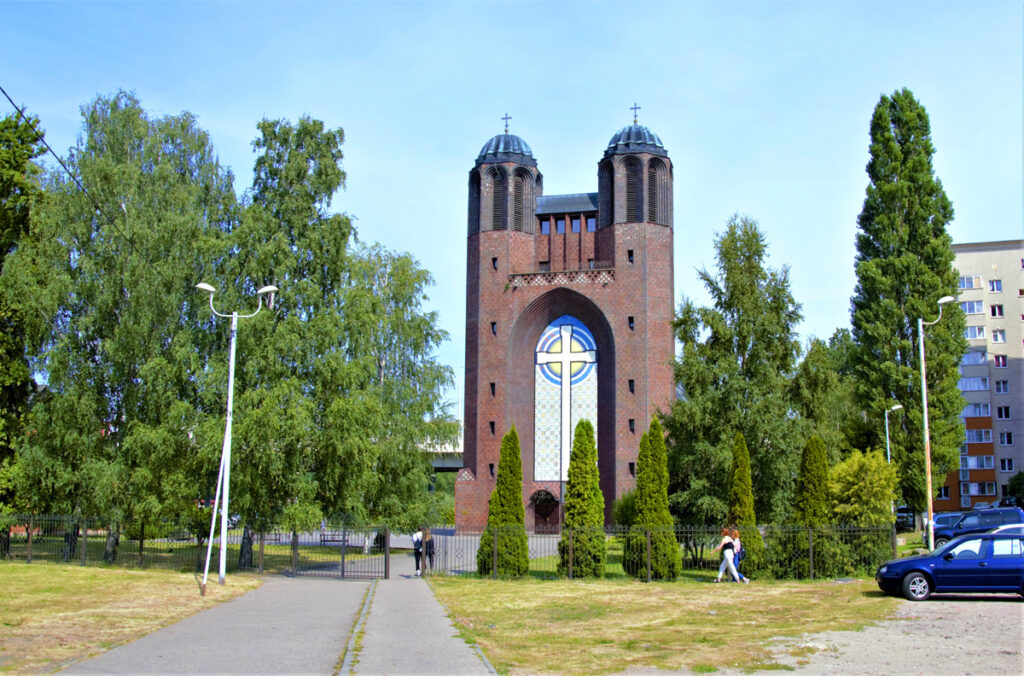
[{"left": 536, "top": 324, "right": 597, "bottom": 481}]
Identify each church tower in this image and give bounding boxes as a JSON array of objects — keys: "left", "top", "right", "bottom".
[{"left": 456, "top": 117, "right": 675, "bottom": 530}]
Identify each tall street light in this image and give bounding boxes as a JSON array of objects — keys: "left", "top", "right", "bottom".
[
  {"left": 196, "top": 282, "right": 277, "bottom": 592},
  {"left": 884, "top": 404, "right": 903, "bottom": 464},
  {"left": 919, "top": 295, "right": 955, "bottom": 551}
]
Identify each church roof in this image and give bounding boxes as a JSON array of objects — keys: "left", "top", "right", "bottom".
[
  {"left": 536, "top": 193, "right": 599, "bottom": 215},
  {"left": 476, "top": 133, "right": 537, "bottom": 166},
  {"left": 604, "top": 124, "right": 668, "bottom": 158}
]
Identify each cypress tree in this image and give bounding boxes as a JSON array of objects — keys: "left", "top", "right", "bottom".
[
  {"left": 476, "top": 426, "right": 528, "bottom": 577},
  {"left": 727, "top": 432, "right": 763, "bottom": 570},
  {"left": 626, "top": 418, "right": 678, "bottom": 580},
  {"left": 558, "top": 419, "right": 605, "bottom": 577},
  {"left": 850, "top": 88, "right": 966, "bottom": 512},
  {"left": 794, "top": 435, "right": 830, "bottom": 526}
]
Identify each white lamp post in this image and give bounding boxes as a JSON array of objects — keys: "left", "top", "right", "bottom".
[
  {"left": 196, "top": 282, "right": 277, "bottom": 592},
  {"left": 919, "top": 295, "right": 955, "bottom": 551},
  {"left": 884, "top": 404, "right": 903, "bottom": 464}
]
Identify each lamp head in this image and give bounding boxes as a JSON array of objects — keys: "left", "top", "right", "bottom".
[
  {"left": 195, "top": 282, "right": 216, "bottom": 294},
  {"left": 890, "top": 404, "right": 904, "bottom": 412},
  {"left": 937, "top": 296, "right": 955, "bottom": 305},
  {"left": 257, "top": 285, "right": 279, "bottom": 310}
]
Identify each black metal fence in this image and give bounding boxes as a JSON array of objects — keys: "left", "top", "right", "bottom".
[{"left": 0, "top": 515, "right": 388, "bottom": 579}]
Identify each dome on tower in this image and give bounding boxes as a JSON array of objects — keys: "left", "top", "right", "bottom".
[
  {"left": 604, "top": 124, "right": 667, "bottom": 158},
  {"left": 476, "top": 133, "right": 536, "bottom": 166}
]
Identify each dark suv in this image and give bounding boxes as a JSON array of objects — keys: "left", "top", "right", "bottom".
[{"left": 932, "top": 507, "right": 1024, "bottom": 547}]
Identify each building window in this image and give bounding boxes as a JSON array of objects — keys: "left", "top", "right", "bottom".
[
  {"left": 489, "top": 463, "right": 495, "bottom": 477},
  {"left": 961, "top": 455, "right": 994, "bottom": 469},
  {"left": 628, "top": 316, "right": 635, "bottom": 330},
  {"left": 958, "top": 377, "right": 989, "bottom": 391},
  {"left": 991, "top": 304, "right": 1004, "bottom": 318},
  {"left": 992, "top": 329, "right": 1006, "bottom": 343},
  {"left": 587, "top": 258, "right": 594, "bottom": 269},
  {"left": 937, "top": 486, "right": 950, "bottom": 500},
  {"left": 489, "top": 421, "right": 495, "bottom": 435},
  {"left": 994, "top": 354, "right": 1008, "bottom": 367},
  {"left": 625, "top": 158, "right": 642, "bottom": 221},
  {"left": 996, "top": 380, "right": 1009, "bottom": 394},
  {"left": 965, "top": 429, "right": 993, "bottom": 443},
  {"left": 997, "top": 406, "right": 1011, "bottom": 420},
  {"left": 571, "top": 217, "right": 580, "bottom": 233},
  {"left": 539, "top": 217, "right": 550, "bottom": 235},
  {"left": 961, "top": 300, "right": 984, "bottom": 314},
  {"left": 490, "top": 169, "right": 506, "bottom": 230},
  {"left": 512, "top": 175, "right": 525, "bottom": 231},
  {"left": 556, "top": 217, "right": 566, "bottom": 234},
  {"left": 1000, "top": 432, "right": 1014, "bottom": 446},
  {"left": 1019, "top": 288, "right": 1024, "bottom": 297},
  {"left": 586, "top": 216, "right": 596, "bottom": 232},
  {"left": 490, "top": 322, "right": 497, "bottom": 335},
  {"left": 961, "top": 349, "right": 987, "bottom": 366},
  {"left": 962, "top": 402, "right": 990, "bottom": 417},
  {"left": 627, "top": 249, "right": 634, "bottom": 263},
  {"left": 965, "top": 326, "right": 986, "bottom": 340},
  {"left": 629, "top": 462, "right": 636, "bottom": 477},
  {"left": 539, "top": 260, "right": 550, "bottom": 272},
  {"left": 958, "top": 275, "right": 982, "bottom": 290},
  {"left": 1000, "top": 458, "right": 1015, "bottom": 472},
  {"left": 629, "top": 419, "right": 635, "bottom": 433},
  {"left": 989, "top": 279, "right": 1002, "bottom": 292},
  {"left": 489, "top": 382, "right": 496, "bottom": 396},
  {"left": 628, "top": 379, "right": 635, "bottom": 393},
  {"left": 492, "top": 257, "right": 498, "bottom": 270}
]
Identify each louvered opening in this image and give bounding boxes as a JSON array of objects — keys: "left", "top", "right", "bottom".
[
  {"left": 625, "top": 159, "right": 641, "bottom": 221},
  {"left": 491, "top": 172, "right": 506, "bottom": 230},
  {"left": 513, "top": 177, "right": 524, "bottom": 231},
  {"left": 647, "top": 164, "right": 657, "bottom": 222}
]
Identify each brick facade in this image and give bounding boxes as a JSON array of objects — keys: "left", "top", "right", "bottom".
[{"left": 456, "top": 126, "right": 676, "bottom": 531}]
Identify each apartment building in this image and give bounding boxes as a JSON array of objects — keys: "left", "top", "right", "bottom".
[{"left": 942, "top": 240, "right": 1024, "bottom": 511}]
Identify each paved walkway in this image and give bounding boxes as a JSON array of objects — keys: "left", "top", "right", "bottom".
[{"left": 65, "top": 551, "right": 493, "bottom": 675}]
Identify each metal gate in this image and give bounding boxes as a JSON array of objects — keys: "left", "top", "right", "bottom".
[{"left": 281, "top": 527, "right": 389, "bottom": 579}]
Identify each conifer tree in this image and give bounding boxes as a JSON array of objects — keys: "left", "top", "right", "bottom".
[
  {"left": 793, "top": 435, "right": 830, "bottom": 526},
  {"left": 558, "top": 419, "right": 605, "bottom": 577},
  {"left": 850, "top": 88, "right": 966, "bottom": 512},
  {"left": 477, "top": 426, "right": 528, "bottom": 576},
  {"left": 726, "top": 432, "right": 763, "bottom": 570},
  {"left": 626, "top": 418, "right": 678, "bottom": 580}
]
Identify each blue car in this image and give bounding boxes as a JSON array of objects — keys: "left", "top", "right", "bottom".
[{"left": 875, "top": 533, "right": 1024, "bottom": 601}]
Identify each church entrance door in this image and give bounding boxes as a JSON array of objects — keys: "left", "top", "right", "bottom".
[{"left": 531, "top": 490, "right": 560, "bottom": 533}]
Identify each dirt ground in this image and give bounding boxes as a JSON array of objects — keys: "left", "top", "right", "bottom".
[{"left": 755, "top": 593, "right": 1024, "bottom": 674}]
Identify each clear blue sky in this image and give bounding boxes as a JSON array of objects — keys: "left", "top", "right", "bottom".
[{"left": 3, "top": 1, "right": 1022, "bottom": 413}]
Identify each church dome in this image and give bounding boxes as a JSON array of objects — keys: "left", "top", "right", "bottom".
[
  {"left": 604, "top": 124, "right": 667, "bottom": 158},
  {"left": 476, "top": 133, "right": 536, "bottom": 166}
]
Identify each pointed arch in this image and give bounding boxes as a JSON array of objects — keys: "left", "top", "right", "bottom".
[{"left": 512, "top": 168, "right": 533, "bottom": 232}]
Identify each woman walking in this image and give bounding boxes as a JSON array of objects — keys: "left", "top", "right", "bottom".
[
  {"left": 713, "top": 527, "right": 740, "bottom": 583},
  {"left": 730, "top": 527, "right": 750, "bottom": 583}
]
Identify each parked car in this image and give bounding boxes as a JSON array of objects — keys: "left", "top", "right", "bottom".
[
  {"left": 895, "top": 507, "right": 916, "bottom": 532},
  {"left": 990, "top": 523, "right": 1024, "bottom": 536},
  {"left": 931, "top": 507, "right": 1024, "bottom": 547},
  {"left": 876, "top": 533, "right": 1024, "bottom": 601}
]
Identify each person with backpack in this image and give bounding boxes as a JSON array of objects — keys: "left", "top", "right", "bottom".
[
  {"left": 412, "top": 527, "right": 423, "bottom": 576},
  {"left": 421, "top": 526, "right": 435, "bottom": 575},
  {"left": 730, "top": 527, "right": 750, "bottom": 584}
]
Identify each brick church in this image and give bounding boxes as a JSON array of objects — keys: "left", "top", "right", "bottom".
[{"left": 454, "top": 115, "right": 676, "bottom": 531}]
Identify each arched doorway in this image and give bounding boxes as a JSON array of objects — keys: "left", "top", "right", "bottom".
[{"left": 531, "top": 490, "right": 560, "bottom": 532}]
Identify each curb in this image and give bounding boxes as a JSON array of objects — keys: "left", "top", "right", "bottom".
[
  {"left": 338, "top": 578, "right": 377, "bottom": 675},
  {"left": 425, "top": 577, "right": 498, "bottom": 675}
]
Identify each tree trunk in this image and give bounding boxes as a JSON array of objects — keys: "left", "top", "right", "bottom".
[
  {"left": 103, "top": 522, "right": 120, "bottom": 563},
  {"left": 238, "top": 525, "right": 254, "bottom": 569}
]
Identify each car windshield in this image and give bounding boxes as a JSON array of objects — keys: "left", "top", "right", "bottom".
[{"left": 931, "top": 537, "right": 976, "bottom": 557}]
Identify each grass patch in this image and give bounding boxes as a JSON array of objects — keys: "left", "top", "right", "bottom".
[
  {"left": 0, "top": 563, "right": 261, "bottom": 672},
  {"left": 431, "top": 576, "right": 900, "bottom": 674}
]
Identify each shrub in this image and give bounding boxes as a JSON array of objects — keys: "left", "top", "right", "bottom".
[
  {"left": 625, "top": 418, "right": 678, "bottom": 581},
  {"left": 476, "top": 426, "right": 528, "bottom": 577},
  {"left": 558, "top": 419, "right": 605, "bottom": 578}
]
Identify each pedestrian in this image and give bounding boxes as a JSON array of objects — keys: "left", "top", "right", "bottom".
[
  {"left": 730, "top": 527, "right": 750, "bottom": 584},
  {"left": 422, "top": 526, "right": 435, "bottom": 575},
  {"left": 412, "top": 527, "right": 423, "bottom": 576},
  {"left": 713, "top": 527, "right": 740, "bottom": 583}
]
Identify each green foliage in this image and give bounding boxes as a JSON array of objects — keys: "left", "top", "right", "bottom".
[
  {"left": 477, "top": 427, "right": 528, "bottom": 577},
  {"left": 850, "top": 88, "right": 966, "bottom": 512},
  {"left": 611, "top": 489, "right": 636, "bottom": 527},
  {"left": 794, "top": 436, "right": 831, "bottom": 526},
  {"left": 1008, "top": 472, "right": 1024, "bottom": 504},
  {"left": 559, "top": 419, "right": 605, "bottom": 577},
  {"left": 625, "top": 418, "right": 678, "bottom": 581},
  {"left": 665, "top": 215, "right": 803, "bottom": 526},
  {"left": 831, "top": 450, "right": 897, "bottom": 526},
  {"left": 727, "top": 432, "right": 764, "bottom": 571},
  {"left": 789, "top": 337, "right": 864, "bottom": 463}
]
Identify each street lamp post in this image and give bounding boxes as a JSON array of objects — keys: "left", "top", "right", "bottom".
[
  {"left": 196, "top": 282, "right": 277, "bottom": 593},
  {"left": 884, "top": 404, "right": 903, "bottom": 464},
  {"left": 919, "top": 295, "right": 955, "bottom": 551}
]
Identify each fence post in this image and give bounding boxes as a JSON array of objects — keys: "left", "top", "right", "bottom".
[
  {"left": 291, "top": 530, "right": 298, "bottom": 575},
  {"left": 26, "top": 515, "right": 33, "bottom": 564},
  {"left": 384, "top": 528, "right": 391, "bottom": 580},
  {"left": 81, "top": 518, "right": 88, "bottom": 567},
  {"left": 567, "top": 528, "right": 574, "bottom": 580},
  {"left": 139, "top": 522, "right": 145, "bottom": 567},
  {"left": 258, "top": 532, "right": 265, "bottom": 575},
  {"left": 808, "top": 527, "right": 814, "bottom": 580},
  {"left": 891, "top": 525, "right": 898, "bottom": 560},
  {"left": 340, "top": 527, "right": 348, "bottom": 579},
  {"left": 492, "top": 527, "right": 498, "bottom": 579},
  {"left": 645, "top": 529, "right": 652, "bottom": 583}
]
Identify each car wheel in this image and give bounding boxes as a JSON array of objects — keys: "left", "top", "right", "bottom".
[
  {"left": 933, "top": 538, "right": 948, "bottom": 548},
  {"left": 902, "top": 572, "right": 931, "bottom": 601}
]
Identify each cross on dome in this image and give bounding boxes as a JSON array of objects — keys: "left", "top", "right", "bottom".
[
  {"left": 502, "top": 113, "right": 511, "bottom": 133},
  {"left": 631, "top": 103, "right": 641, "bottom": 124}
]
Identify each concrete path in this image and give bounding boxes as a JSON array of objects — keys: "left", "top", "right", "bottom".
[{"left": 64, "top": 551, "right": 493, "bottom": 675}]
